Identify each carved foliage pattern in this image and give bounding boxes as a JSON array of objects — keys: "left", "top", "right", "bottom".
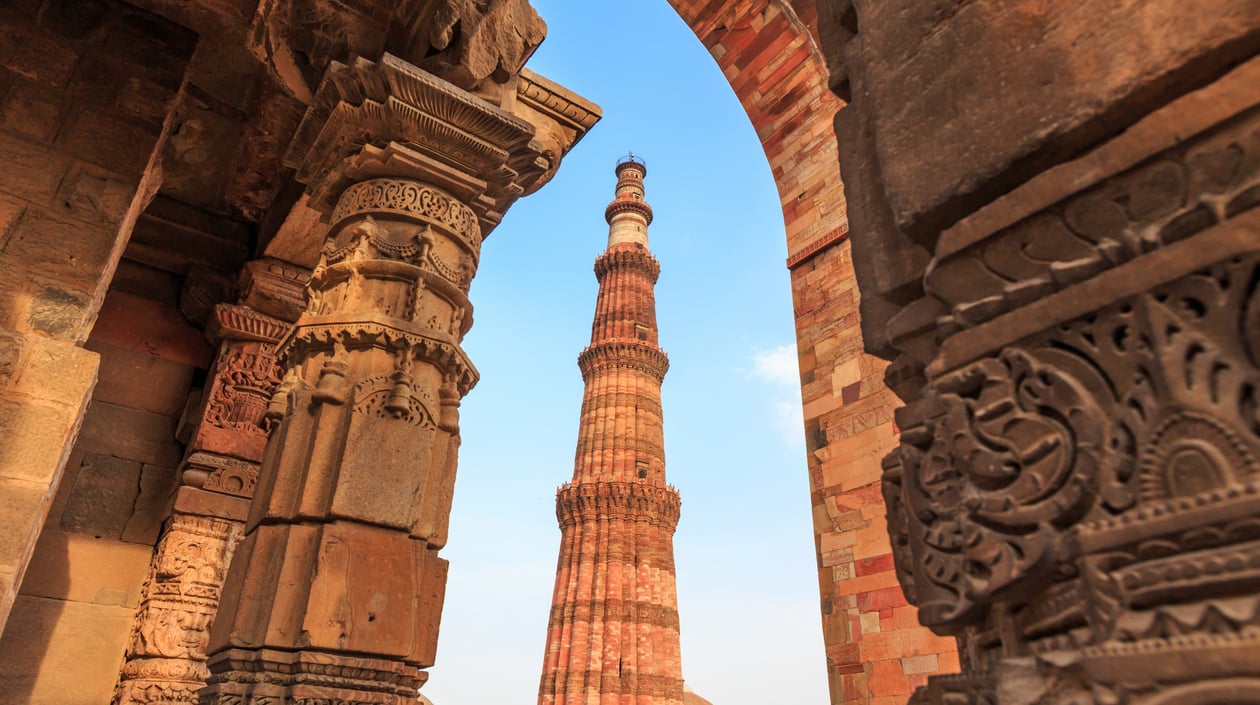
[
  {"left": 890, "top": 254, "right": 1260, "bottom": 643},
  {"left": 329, "top": 179, "right": 481, "bottom": 255},
  {"left": 923, "top": 107, "right": 1260, "bottom": 331},
  {"left": 205, "top": 345, "right": 283, "bottom": 436}
]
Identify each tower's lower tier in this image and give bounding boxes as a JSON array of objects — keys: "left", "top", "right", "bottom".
[{"left": 539, "top": 481, "right": 684, "bottom": 705}]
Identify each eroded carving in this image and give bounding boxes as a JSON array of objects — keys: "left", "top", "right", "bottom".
[{"left": 115, "top": 516, "right": 243, "bottom": 705}]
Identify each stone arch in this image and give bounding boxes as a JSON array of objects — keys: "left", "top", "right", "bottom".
[{"left": 661, "top": 2, "right": 956, "bottom": 703}]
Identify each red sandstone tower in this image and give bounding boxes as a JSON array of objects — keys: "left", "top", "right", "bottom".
[{"left": 538, "top": 156, "right": 684, "bottom": 705}]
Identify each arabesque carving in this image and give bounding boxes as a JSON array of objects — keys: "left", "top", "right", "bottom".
[
  {"left": 204, "top": 346, "right": 283, "bottom": 436},
  {"left": 890, "top": 247, "right": 1260, "bottom": 703}
]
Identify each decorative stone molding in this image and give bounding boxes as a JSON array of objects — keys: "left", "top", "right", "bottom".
[
  {"left": 785, "top": 224, "right": 849, "bottom": 269},
  {"left": 604, "top": 196, "right": 655, "bottom": 225},
  {"left": 207, "top": 304, "right": 291, "bottom": 345},
  {"left": 235, "top": 258, "right": 311, "bottom": 327},
  {"left": 594, "top": 246, "right": 661, "bottom": 282},
  {"left": 284, "top": 53, "right": 545, "bottom": 226},
  {"left": 556, "top": 481, "right": 682, "bottom": 529},
  {"left": 577, "top": 341, "right": 670, "bottom": 383},
  {"left": 203, "top": 44, "right": 596, "bottom": 705},
  {"left": 181, "top": 452, "right": 259, "bottom": 499},
  {"left": 873, "top": 58, "right": 1260, "bottom": 705},
  {"left": 114, "top": 515, "right": 243, "bottom": 705},
  {"left": 329, "top": 179, "right": 482, "bottom": 258}
]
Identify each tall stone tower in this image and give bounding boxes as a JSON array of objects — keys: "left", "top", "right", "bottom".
[{"left": 538, "top": 155, "right": 684, "bottom": 705}]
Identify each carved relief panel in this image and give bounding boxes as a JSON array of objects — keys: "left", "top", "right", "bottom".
[{"left": 884, "top": 88, "right": 1260, "bottom": 704}]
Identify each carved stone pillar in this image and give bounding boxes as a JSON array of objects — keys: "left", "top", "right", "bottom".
[
  {"left": 871, "top": 58, "right": 1260, "bottom": 704},
  {"left": 200, "top": 52, "right": 597, "bottom": 705},
  {"left": 115, "top": 260, "right": 307, "bottom": 705}
]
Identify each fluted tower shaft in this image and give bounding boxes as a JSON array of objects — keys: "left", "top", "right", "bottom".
[{"left": 538, "top": 157, "right": 684, "bottom": 705}]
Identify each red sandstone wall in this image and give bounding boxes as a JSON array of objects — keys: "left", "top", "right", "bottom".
[{"left": 665, "top": 2, "right": 957, "bottom": 702}]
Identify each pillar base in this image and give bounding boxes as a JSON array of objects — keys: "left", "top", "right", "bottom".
[{"left": 200, "top": 648, "right": 425, "bottom": 705}]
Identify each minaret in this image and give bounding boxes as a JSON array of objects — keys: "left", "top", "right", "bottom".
[{"left": 538, "top": 155, "right": 684, "bottom": 705}]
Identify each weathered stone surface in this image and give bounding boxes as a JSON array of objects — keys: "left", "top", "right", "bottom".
[
  {"left": 0, "top": 331, "right": 97, "bottom": 631},
  {"left": 414, "top": 0, "right": 547, "bottom": 99},
  {"left": 77, "top": 402, "right": 181, "bottom": 467},
  {"left": 845, "top": 0, "right": 1260, "bottom": 237},
  {"left": 58, "top": 453, "right": 143, "bottom": 539},
  {"left": 0, "top": 595, "right": 138, "bottom": 705},
  {"left": 18, "top": 528, "right": 152, "bottom": 607},
  {"left": 91, "top": 291, "right": 212, "bottom": 368},
  {"left": 85, "top": 339, "right": 195, "bottom": 417}
]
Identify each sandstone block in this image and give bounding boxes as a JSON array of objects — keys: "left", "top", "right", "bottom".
[
  {"left": 18, "top": 528, "right": 151, "bottom": 606},
  {"left": 58, "top": 452, "right": 141, "bottom": 539},
  {"left": 303, "top": 521, "right": 420, "bottom": 658},
  {"left": 3, "top": 207, "right": 115, "bottom": 290},
  {"left": 0, "top": 131, "right": 71, "bottom": 204},
  {"left": 26, "top": 284, "right": 91, "bottom": 340},
  {"left": 77, "top": 401, "right": 181, "bottom": 466},
  {"left": 85, "top": 339, "right": 194, "bottom": 417},
  {"left": 0, "top": 399, "right": 83, "bottom": 486},
  {"left": 15, "top": 333, "right": 99, "bottom": 406},
  {"left": 1, "top": 77, "right": 66, "bottom": 143},
  {"left": 0, "top": 594, "right": 137, "bottom": 705},
  {"left": 119, "top": 462, "right": 177, "bottom": 544},
  {"left": 171, "top": 485, "right": 250, "bottom": 521},
  {"left": 0, "top": 476, "right": 47, "bottom": 574},
  {"left": 849, "top": 0, "right": 1260, "bottom": 235},
  {"left": 90, "top": 290, "right": 212, "bottom": 367},
  {"left": 867, "top": 659, "right": 910, "bottom": 697}
]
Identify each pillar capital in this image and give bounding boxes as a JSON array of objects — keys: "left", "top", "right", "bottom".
[
  {"left": 202, "top": 45, "right": 599, "bottom": 705},
  {"left": 284, "top": 54, "right": 561, "bottom": 230}
]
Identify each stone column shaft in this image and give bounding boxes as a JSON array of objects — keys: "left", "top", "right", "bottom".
[
  {"left": 115, "top": 261, "right": 306, "bottom": 705},
  {"left": 198, "top": 49, "right": 597, "bottom": 705}
]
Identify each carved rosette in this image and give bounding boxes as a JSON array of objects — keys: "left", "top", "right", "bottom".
[
  {"left": 114, "top": 516, "right": 243, "bottom": 705},
  {"left": 884, "top": 91, "right": 1260, "bottom": 704}
]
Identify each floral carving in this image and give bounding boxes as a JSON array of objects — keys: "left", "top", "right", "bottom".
[
  {"left": 892, "top": 347, "right": 1109, "bottom": 628},
  {"left": 329, "top": 179, "right": 481, "bottom": 255},
  {"left": 205, "top": 345, "right": 283, "bottom": 436},
  {"left": 892, "top": 251, "right": 1260, "bottom": 699}
]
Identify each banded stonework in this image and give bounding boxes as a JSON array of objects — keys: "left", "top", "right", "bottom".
[{"left": 538, "top": 157, "right": 685, "bottom": 705}]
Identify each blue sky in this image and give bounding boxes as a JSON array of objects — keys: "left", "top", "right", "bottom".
[{"left": 423, "top": 3, "right": 828, "bottom": 703}]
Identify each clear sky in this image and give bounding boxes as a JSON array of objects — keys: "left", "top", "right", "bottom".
[{"left": 423, "top": 3, "right": 829, "bottom": 703}]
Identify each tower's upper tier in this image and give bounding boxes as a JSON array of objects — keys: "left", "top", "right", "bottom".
[{"left": 605, "top": 156, "right": 653, "bottom": 246}]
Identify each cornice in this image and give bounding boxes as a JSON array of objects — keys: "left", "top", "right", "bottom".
[
  {"left": 555, "top": 480, "right": 681, "bottom": 530},
  {"left": 517, "top": 68, "right": 602, "bottom": 136},
  {"left": 594, "top": 245, "right": 661, "bottom": 282},
  {"left": 209, "top": 304, "right": 291, "bottom": 344},
  {"left": 284, "top": 54, "right": 542, "bottom": 227},
  {"left": 604, "top": 196, "right": 654, "bottom": 226},
  {"left": 578, "top": 340, "right": 670, "bottom": 383}
]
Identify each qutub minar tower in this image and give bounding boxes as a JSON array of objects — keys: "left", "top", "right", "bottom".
[{"left": 538, "top": 155, "right": 685, "bottom": 705}]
